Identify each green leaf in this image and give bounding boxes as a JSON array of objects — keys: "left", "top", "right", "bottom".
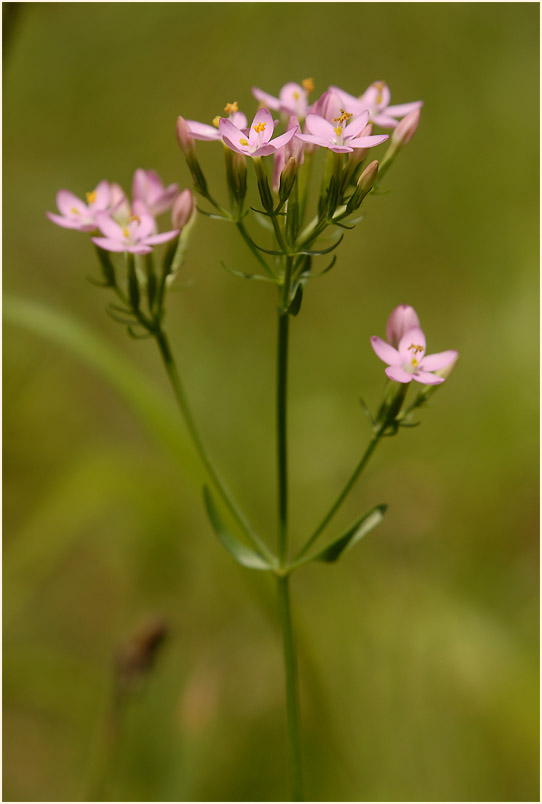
[
  {"left": 202, "top": 487, "right": 272, "bottom": 571},
  {"left": 313, "top": 504, "right": 387, "bottom": 563},
  {"left": 288, "top": 283, "right": 303, "bottom": 316}
]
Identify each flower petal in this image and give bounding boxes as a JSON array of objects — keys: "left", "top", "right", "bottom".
[
  {"left": 47, "top": 212, "right": 95, "bottom": 231},
  {"left": 348, "top": 134, "right": 389, "bottom": 149},
  {"left": 56, "top": 190, "right": 85, "bottom": 216},
  {"left": 412, "top": 370, "right": 445, "bottom": 385},
  {"left": 370, "top": 336, "right": 401, "bottom": 365},
  {"left": 92, "top": 236, "right": 127, "bottom": 252},
  {"left": 386, "top": 101, "right": 423, "bottom": 117},
  {"left": 385, "top": 365, "right": 412, "bottom": 383},
  {"left": 270, "top": 128, "right": 297, "bottom": 150},
  {"left": 398, "top": 327, "right": 426, "bottom": 361},
  {"left": 95, "top": 211, "right": 125, "bottom": 240},
  {"left": 186, "top": 120, "right": 221, "bottom": 141},
  {"left": 305, "top": 114, "right": 335, "bottom": 139},
  {"left": 419, "top": 350, "right": 458, "bottom": 372},
  {"left": 344, "top": 111, "right": 370, "bottom": 139},
  {"left": 142, "top": 229, "right": 180, "bottom": 246},
  {"left": 252, "top": 87, "right": 281, "bottom": 110},
  {"left": 372, "top": 114, "right": 399, "bottom": 129},
  {"left": 93, "top": 181, "right": 111, "bottom": 210},
  {"left": 295, "top": 133, "right": 328, "bottom": 147}
]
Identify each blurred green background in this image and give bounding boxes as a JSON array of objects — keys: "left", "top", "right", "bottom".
[{"left": 3, "top": 3, "right": 539, "bottom": 801}]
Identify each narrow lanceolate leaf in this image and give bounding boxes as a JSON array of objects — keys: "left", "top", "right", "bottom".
[
  {"left": 313, "top": 504, "right": 387, "bottom": 563},
  {"left": 202, "top": 487, "right": 272, "bottom": 571}
]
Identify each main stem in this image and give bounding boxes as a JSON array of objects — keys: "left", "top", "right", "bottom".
[
  {"left": 277, "top": 575, "right": 303, "bottom": 801},
  {"left": 154, "top": 328, "right": 272, "bottom": 561},
  {"left": 276, "top": 274, "right": 303, "bottom": 799}
]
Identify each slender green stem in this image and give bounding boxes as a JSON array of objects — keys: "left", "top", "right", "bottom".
[
  {"left": 297, "top": 429, "right": 383, "bottom": 559},
  {"left": 154, "top": 328, "right": 273, "bottom": 562},
  {"left": 277, "top": 575, "right": 303, "bottom": 801},
  {"left": 276, "top": 310, "right": 289, "bottom": 563}
]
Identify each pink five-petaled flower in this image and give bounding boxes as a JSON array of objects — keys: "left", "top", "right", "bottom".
[
  {"left": 371, "top": 325, "right": 458, "bottom": 385},
  {"left": 296, "top": 109, "right": 388, "bottom": 154},
  {"left": 92, "top": 211, "right": 179, "bottom": 255},
  {"left": 46, "top": 180, "right": 111, "bottom": 231},
  {"left": 329, "top": 81, "right": 423, "bottom": 129},
  {"left": 184, "top": 102, "right": 248, "bottom": 142},
  {"left": 252, "top": 79, "right": 314, "bottom": 119},
  {"left": 132, "top": 169, "right": 179, "bottom": 216},
  {"left": 219, "top": 107, "right": 296, "bottom": 158}
]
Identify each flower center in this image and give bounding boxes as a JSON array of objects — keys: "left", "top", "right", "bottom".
[
  {"left": 253, "top": 121, "right": 266, "bottom": 134},
  {"left": 86, "top": 190, "right": 97, "bottom": 204}
]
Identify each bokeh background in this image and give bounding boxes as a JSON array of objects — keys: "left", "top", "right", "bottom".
[{"left": 3, "top": 3, "right": 539, "bottom": 801}]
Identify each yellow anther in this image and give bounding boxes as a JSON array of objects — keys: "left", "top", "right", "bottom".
[
  {"left": 372, "top": 80, "right": 386, "bottom": 105},
  {"left": 122, "top": 227, "right": 130, "bottom": 239},
  {"left": 334, "top": 126, "right": 343, "bottom": 138},
  {"left": 70, "top": 206, "right": 79, "bottom": 215},
  {"left": 129, "top": 215, "right": 140, "bottom": 223},
  {"left": 293, "top": 92, "right": 300, "bottom": 100},
  {"left": 333, "top": 108, "right": 353, "bottom": 125},
  {"left": 86, "top": 190, "right": 97, "bottom": 204},
  {"left": 239, "top": 137, "right": 249, "bottom": 146},
  {"left": 408, "top": 343, "right": 424, "bottom": 354},
  {"left": 253, "top": 121, "right": 266, "bottom": 134},
  {"left": 411, "top": 357, "right": 419, "bottom": 367},
  {"left": 302, "top": 78, "right": 314, "bottom": 94},
  {"left": 212, "top": 115, "right": 221, "bottom": 128},
  {"left": 224, "top": 101, "right": 239, "bottom": 115}
]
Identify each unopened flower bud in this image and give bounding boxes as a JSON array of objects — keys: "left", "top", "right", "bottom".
[
  {"left": 172, "top": 188, "right": 195, "bottom": 229},
  {"left": 176, "top": 116, "right": 195, "bottom": 157},
  {"left": 386, "top": 304, "right": 421, "bottom": 348},
  {"left": 346, "top": 160, "right": 379, "bottom": 212},
  {"left": 391, "top": 108, "right": 421, "bottom": 149},
  {"left": 279, "top": 156, "right": 297, "bottom": 204}
]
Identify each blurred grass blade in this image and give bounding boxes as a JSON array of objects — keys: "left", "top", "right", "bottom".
[
  {"left": 3, "top": 295, "right": 198, "bottom": 474},
  {"left": 203, "top": 486, "right": 272, "bottom": 571},
  {"left": 296, "top": 505, "right": 387, "bottom": 568}
]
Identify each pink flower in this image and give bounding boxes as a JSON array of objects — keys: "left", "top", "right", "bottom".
[
  {"left": 371, "top": 323, "right": 458, "bottom": 385},
  {"left": 296, "top": 110, "right": 388, "bottom": 154},
  {"left": 219, "top": 107, "right": 296, "bottom": 158},
  {"left": 391, "top": 108, "right": 421, "bottom": 148},
  {"left": 46, "top": 180, "right": 111, "bottom": 231},
  {"left": 252, "top": 79, "right": 314, "bottom": 118},
  {"left": 92, "top": 211, "right": 179, "bottom": 255},
  {"left": 184, "top": 102, "right": 248, "bottom": 142},
  {"left": 132, "top": 169, "right": 178, "bottom": 216},
  {"left": 329, "top": 81, "right": 423, "bottom": 129},
  {"left": 385, "top": 304, "right": 421, "bottom": 347}
]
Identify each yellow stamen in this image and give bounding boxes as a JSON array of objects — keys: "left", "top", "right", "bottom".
[
  {"left": 86, "top": 190, "right": 97, "bottom": 204},
  {"left": 408, "top": 343, "right": 424, "bottom": 354},
  {"left": 411, "top": 358, "right": 419, "bottom": 367},
  {"left": 333, "top": 108, "right": 353, "bottom": 125},
  {"left": 253, "top": 121, "right": 266, "bottom": 134},
  {"left": 122, "top": 227, "right": 130, "bottom": 239},
  {"left": 334, "top": 126, "right": 343, "bottom": 138},
  {"left": 372, "top": 80, "right": 386, "bottom": 105},
  {"left": 212, "top": 115, "right": 221, "bottom": 128},
  {"left": 129, "top": 215, "right": 140, "bottom": 223},
  {"left": 293, "top": 92, "right": 300, "bottom": 100},
  {"left": 302, "top": 78, "right": 314, "bottom": 94},
  {"left": 224, "top": 101, "right": 239, "bottom": 115},
  {"left": 239, "top": 138, "right": 249, "bottom": 146},
  {"left": 70, "top": 206, "right": 79, "bottom": 215}
]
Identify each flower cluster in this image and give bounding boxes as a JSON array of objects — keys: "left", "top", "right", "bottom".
[
  {"left": 178, "top": 78, "right": 421, "bottom": 161},
  {"left": 47, "top": 169, "right": 193, "bottom": 254}
]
